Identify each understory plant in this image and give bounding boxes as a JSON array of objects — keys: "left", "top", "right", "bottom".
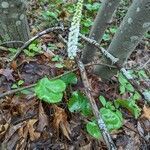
[
  {"left": 33, "top": 0, "right": 146, "bottom": 140},
  {"left": 34, "top": 70, "right": 143, "bottom": 139}
]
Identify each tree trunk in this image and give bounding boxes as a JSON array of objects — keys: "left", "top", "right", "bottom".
[
  {"left": 94, "top": 0, "right": 150, "bottom": 80},
  {"left": 0, "top": 0, "right": 30, "bottom": 48},
  {"left": 82, "top": 0, "right": 121, "bottom": 64}
]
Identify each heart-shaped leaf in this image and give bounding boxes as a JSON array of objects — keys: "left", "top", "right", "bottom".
[
  {"left": 61, "top": 72, "right": 77, "bottom": 85},
  {"left": 68, "top": 91, "right": 92, "bottom": 116},
  {"left": 35, "top": 77, "right": 66, "bottom": 103},
  {"left": 86, "top": 108, "right": 123, "bottom": 139},
  {"left": 100, "top": 108, "right": 123, "bottom": 130},
  {"left": 86, "top": 121, "right": 101, "bottom": 139}
]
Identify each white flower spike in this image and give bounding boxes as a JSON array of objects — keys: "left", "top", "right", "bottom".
[{"left": 67, "top": 0, "right": 83, "bottom": 59}]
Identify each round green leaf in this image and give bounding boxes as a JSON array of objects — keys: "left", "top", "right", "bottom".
[
  {"left": 86, "top": 121, "right": 101, "bottom": 139},
  {"left": 61, "top": 72, "right": 77, "bottom": 85},
  {"left": 48, "top": 79, "right": 66, "bottom": 93},
  {"left": 100, "top": 108, "right": 123, "bottom": 130},
  {"left": 35, "top": 84, "right": 63, "bottom": 103},
  {"left": 35, "top": 77, "right": 66, "bottom": 103},
  {"left": 36, "top": 77, "right": 66, "bottom": 93},
  {"left": 115, "top": 99, "right": 141, "bottom": 119},
  {"left": 118, "top": 73, "right": 128, "bottom": 85},
  {"left": 68, "top": 91, "right": 91, "bottom": 116},
  {"left": 126, "top": 83, "right": 134, "bottom": 92}
]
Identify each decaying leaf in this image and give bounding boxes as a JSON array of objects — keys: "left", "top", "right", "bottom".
[
  {"left": 53, "top": 105, "right": 71, "bottom": 140},
  {"left": 141, "top": 105, "right": 150, "bottom": 120},
  {"left": 79, "top": 141, "right": 91, "bottom": 150},
  {"left": 0, "top": 123, "right": 9, "bottom": 139},
  {"left": 27, "top": 119, "right": 41, "bottom": 141},
  {"left": 3, "top": 122, "right": 24, "bottom": 144},
  {"left": 0, "top": 68, "right": 15, "bottom": 81},
  {"left": 17, "top": 124, "right": 29, "bottom": 150},
  {"left": 10, "top": 61, "right": 17, "bottom": 70},
  {"left": 37, "top": 102, "right": 48, "bottom": 132}
]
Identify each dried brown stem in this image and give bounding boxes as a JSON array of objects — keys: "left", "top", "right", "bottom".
[
  {"left": 76, "top": 56, "right": 116, "bottom": 150},
  {"left": 80, "top": 33, "right": 149, "bottom": 102}
]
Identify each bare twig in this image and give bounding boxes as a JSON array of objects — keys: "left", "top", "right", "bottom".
[
  {"left": 80, "top": 33, "right": 149, "bottom": 102},
  {"left": 59, "top": 34, "right": 116, "bottom": 149},
  {"left": 0, "top": 84, "right": 36, "bottom": 99},
  {"left": 9, "top": 26, "right": 63, "bottom": 63},
  {"left": 138, "top": 59, "right": 150, "bottom": 70},
  {"left": 79, "top": 33, "right": 119, "bottom": 64},
  {"left": 76, "top": 56, "right": 117, "bottom": 150},
  {"left": 0, "top": 63, "right": 115, "bottom": 99},
  {"left": 0, "top": 46, "right": 8, "bottom": 51},
  {"left": 0, "top": 41, "right": 24, "bottom": 46},
  {"left": 0, "top": 26, "right": 63, "bottom": 86}
]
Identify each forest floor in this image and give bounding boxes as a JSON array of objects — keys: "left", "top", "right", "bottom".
[{"left": 0, "top": 0, "right": 150, "bottom": 149}]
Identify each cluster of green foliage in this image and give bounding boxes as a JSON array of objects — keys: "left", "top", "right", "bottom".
[
  {"left": 8, "top": 42, "right": 42, "bottom": 58},
  {"left": 37, "top": 0, "right": 129, "bottom": 45},
  {"left": 39, "top": 0, "right": 100, "bottom": 34},
  {"left": 23, "top": 43, "right": 42, "bottom": 57},
  {"left": 10, "top": 0, "right": 147, "bottom": 139},
  {"left": 117, "top": 72, "right": 141, "bottom": 119},
  {"left": 34, "top": 69, "right": 144, "bottom": 139}
]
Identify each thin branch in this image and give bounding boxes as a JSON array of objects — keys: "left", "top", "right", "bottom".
[
  {"left": 59, "top": 34, "right": 116, "bottom": 149},
  {"left": 76, "top": 56, "right": 117, "bottom": 150},
  {"left": 0, "top": 46, "right": 9, "bottom": 51},
  {"left": 0, "top": 41, "right": 24, "bottom": 46},
  {"left": 138, "top": 59, "right": 150, "bottom": 70},
  {"left": 80, "top": 33, "right": 149, "bottom": 102},
  {"left": 0, "top": 26, "right": 64, "bottom": 86},
  {"left": 9, "top": 26, "right": 63, "bottom": 63},
  {"left": 79, "top": 33, "right": 119, "bottom": 64},
  {"left": 0, "top": 63, "right": 114, "bottom": 99},
  {"left": 0, "top": 84, "right": 36, "bottom": 99}
]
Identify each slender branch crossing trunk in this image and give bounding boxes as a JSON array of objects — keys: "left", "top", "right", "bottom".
[
  {"left": 0, "top": 0, "right": 30, "bottom": 48},
  {"left": 82, "top": 0, "right": 120, "bottom": 64},
  {"left": 94, "top": 0, "right": 150, "bottom": 79}
]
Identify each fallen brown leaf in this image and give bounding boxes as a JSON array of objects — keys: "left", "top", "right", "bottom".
[
  {"left": 141, "top": 105, "right": 150, "bottom": 120},
  {"left": 53, "top": 105, "right": 71, "bottom": 140},
  {"left": 27, "top": 119, "right": 41, "bottom": 141},
  {"left": 37, "top": 102, "right": 48, "bottom": 132},
  {"left": 3, "top": 122, "right": 24, "bottom": 143},
  {"left": 0, "top": 68, "right": 15, "bottom": 81},
  {"left": 0, "top": 123, "right": 9, "bottom": 139},
  {"left": 17, "top": 124, "right": 29, "bottom": 150},
  {"left": 11, "top": 61, "right": 17, "bottom": 70},
  {"left": 79, "top": 142, "right": 91, "bottom": 150}
]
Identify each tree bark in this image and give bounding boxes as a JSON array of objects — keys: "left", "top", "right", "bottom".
[
  {"left": 82, "top": 0, "right": 121, "bottom": 64},
  {"left": 0, "top": 0, "right": 30, "bottom": 48},
  {"left": 94, "top": 0, "right": 150, "bottom": 79}
]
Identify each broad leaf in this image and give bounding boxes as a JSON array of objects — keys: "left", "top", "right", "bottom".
[
  {"left": 115, "top": 99, "right": 141, "bottom": 118},
  {"left": 68, "top": 91, "right": 92, "bottom": 116},
  {"left": 35, "top": 77, "right": 66, "bottom": 103},
  {"left": 61, "top": 72, "right": 77, "bottom": 85},
  {"left": 133, "top": 91, "right": 141, "bottom": 100},
  {"left": 86, "top": 108, "right": 123, "bottom": 139},
  {"left": 120, "top": 85, "right": 125, "bottom": 94},
  {"left": 118, "top": 73, "right": 128, "bottom": 85},
  {"left": 86, "top": 121, "right": 101, "bottom": 139},
  {"left": 105, "top": 102, "right": 115, "bottom": 111},
  {"left": 100, "top": 108, "right": 123, "bottom": 130},
  {"left": 126, "top": 83, "right": 134, "bottom": 92}
]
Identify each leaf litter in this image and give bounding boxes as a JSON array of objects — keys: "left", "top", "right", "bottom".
[{"left": 0, "top": 0, "right": 150, "bottom": 149}]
